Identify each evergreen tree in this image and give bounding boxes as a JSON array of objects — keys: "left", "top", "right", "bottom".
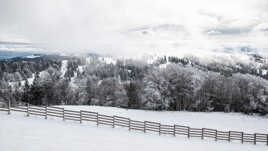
[
  {"left": 21, "top": 79, "right": 30, "bottom": 104},
  {"left": 125, "top": 82, "right": 140, "bottom": 109},
  {"left": 29, "top": 72, "right": 43, "bottom": 105}
]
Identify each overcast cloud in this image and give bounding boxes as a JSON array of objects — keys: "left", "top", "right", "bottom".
[{"left": 0, "top": 0, "right": 268, "bottom": 57}]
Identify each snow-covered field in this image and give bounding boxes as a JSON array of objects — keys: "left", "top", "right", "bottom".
[{"left": 0, "top": 106, "right": 268, "bottom": 151}]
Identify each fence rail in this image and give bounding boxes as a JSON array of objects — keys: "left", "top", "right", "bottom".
[{"left": 1, "top": 103, "right": 268, "bottom": 146}]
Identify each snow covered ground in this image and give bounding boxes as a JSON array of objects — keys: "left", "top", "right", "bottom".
[{"left": 0, "top": 110, "right": 267, "bottom": 151}]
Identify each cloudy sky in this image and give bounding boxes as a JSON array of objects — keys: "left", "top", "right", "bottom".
[{"left": 0, "top": 0, "right": 268, "bottom": 57}]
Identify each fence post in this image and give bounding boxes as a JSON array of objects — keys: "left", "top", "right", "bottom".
[
  {"left": 144, "top": 121, "right": 146, "bottom": 133},
  {"left": 266, "top": 134, "right": 268, "bottom": 146},
  {"left": 27, "top": 103, "right": 29, "bottom": 117},
  {"left": 96, "top": 113, "right": 99, "bottom": 126},
  {"left": 201, "top": 128, "right": 204, "bottom": 140},
  {"left": 241, "top": 132, "right": 244, "bottom": 144},
  {"left": 128, "top": 118, "right": 131, "bottom": 131},
  {"left": 187, "top": 127, "right": 190, "bottom": 138},
  {"left": 112, "top": 116, "right": 115, "bottom": 128},
  {"left": 80, "top": 110, "right": 82, "bottom": 124},
  {"left": 254, "top": 133, "right": 257, "bottom": 145},
  {"left": 173, "top": 125, "right": 176, "bottom": 136},
  {"left": 62, "top": 108, "right": 65, "bottom": 121},
  {"left": 228, "top": 131, "right": 231, "bottom": 142},
  {"left": 8, "top": 100, "right": 11, "bottom": 115},
  {"left": 215, "top": 130, "right": 217, "bottom": 141},
  {"left": 45, "top": 106, "right": 47, "bottom": 119},
  {"left": 159, "top": 123, "right": 161, "bottom": 136}
]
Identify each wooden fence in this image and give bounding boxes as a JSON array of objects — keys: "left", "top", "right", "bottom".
[{"left": 0, "top": 103, "right": 267, "bottom": 146}]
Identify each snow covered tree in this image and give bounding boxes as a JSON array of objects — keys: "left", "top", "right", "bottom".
[
  {"left": 164, "top": 65, "right": 194, "bottom": 110},
  {"left": 29, "top": 72, "right": 43, "bottom": 105},
  {"left": 85, "top": 76, "right": 98, "bottom": 105},
  {"left": 125, "top": 82, "right": 141, "bottom": 109},
  {"left": 97, "top": 77, "right": 128, "bottom": 107},
  {"left": 142, "top": 68, "right": 169, "bottom": 110}
]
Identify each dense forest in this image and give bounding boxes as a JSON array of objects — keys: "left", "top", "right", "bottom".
[{"left": 1, "top": 54, "right": 268, "bottom": 115}]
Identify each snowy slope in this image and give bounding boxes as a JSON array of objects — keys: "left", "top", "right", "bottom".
[
  {"left": 142, "top": 50, "right": 266, "bottom": 68},
  {"left": 0, "top": 111, "right": 267, "bottom": 151},
  {"left": 24, "top": 55, "right": 40, "bottom": 59},
  {"left": 8, "top": 73, "right": 35, "bottom": 88},
  {"left": 60, "top": 60, "right": 68, "bottom": 78}
]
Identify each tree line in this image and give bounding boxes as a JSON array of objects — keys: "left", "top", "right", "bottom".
[{"left": 1, "top": 55, "right": 268, "bottom": 115}]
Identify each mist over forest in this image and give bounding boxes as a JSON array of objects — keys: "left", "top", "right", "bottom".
[{"left": 1, "top": 52, "right": 268, "bottom": 115}]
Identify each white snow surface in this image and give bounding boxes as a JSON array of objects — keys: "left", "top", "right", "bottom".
[
  {"left": 263, "top": 69, "right": 268, "bottom": 75},
  {"left": 60, "top": 105, "right": 268, "bottom": 134},
  {"left": 60, "top": 60, "right": 68, "bottom": 78},
  {"left": 9, "top": 73, "right": 35, "bottom": 88},
  {"left": 24, "top": 55, "right": 40, "bottom": 59},
  {"left": 98, "top": 56, "right": 117, "bottom": 64},
  {"left": 78, "top": 65, "right": 84, "bottom": 73},
  {"left": 0, "top": 110, "right": 267, "bottom": 151}
]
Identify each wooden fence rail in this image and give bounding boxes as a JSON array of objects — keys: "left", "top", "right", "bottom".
[{"left": 1, "top": 102, "right": 268, "bottom": 146}]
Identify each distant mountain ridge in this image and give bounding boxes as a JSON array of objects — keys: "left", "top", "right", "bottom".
[
  {"left": 0, "top": 50, "right": 69, "bottom": 62},
  {"left": 1, "top": 46, "right": 268, "bottom": 81},
  {"left": 0, "top": 50, "right": 36, "bottom": 60}
]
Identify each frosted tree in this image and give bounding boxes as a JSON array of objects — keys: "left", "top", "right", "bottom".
[
  {"left": 97, "top": 77, "right": 128, "bottom": 107},
  {"left": 164, "top": 64, "right": 194, "bottom": 110},
  {"left": 124, "top": 82, "right": 141, "bottom": 109},
  {"left": 29, "top": 72, "right": 43, "bottom": 105},
  {"left": 85, "top": 76, "right": 99, "bottom": 105},
  {"left": 142, "top": 69, "right": 169, "bottom": 110}
]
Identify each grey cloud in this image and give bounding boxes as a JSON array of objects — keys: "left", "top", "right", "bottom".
[
  {"left": 206, "top": 27, "right": 252, "bottom": 36},
  {"left": 0, "top": 41, "right": 31, "bottom": 45},
  {"left": 0, "top": 0, "right": 268, "bottom": 57},
  {"left": 198, "top": 10, "right": 223, "bottom": 22},
  {"left": 125, "top": 24, "right": 189, "bottom": 36}
]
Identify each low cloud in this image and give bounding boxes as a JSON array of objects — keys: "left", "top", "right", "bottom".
[{"left": 0, "top": 0, "right": 268, "bottom": 57}]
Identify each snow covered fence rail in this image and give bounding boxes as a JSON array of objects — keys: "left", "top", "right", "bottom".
[{"left": 1, "top": 102, "right": 268, "bottom": 146}]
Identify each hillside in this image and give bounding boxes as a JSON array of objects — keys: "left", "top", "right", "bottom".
[
  {"left": 1, "top": 51, "right": 268, "bottom": 115},
  {"left": 0, "top": 106, "right": 267, "bottom": 151}
]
